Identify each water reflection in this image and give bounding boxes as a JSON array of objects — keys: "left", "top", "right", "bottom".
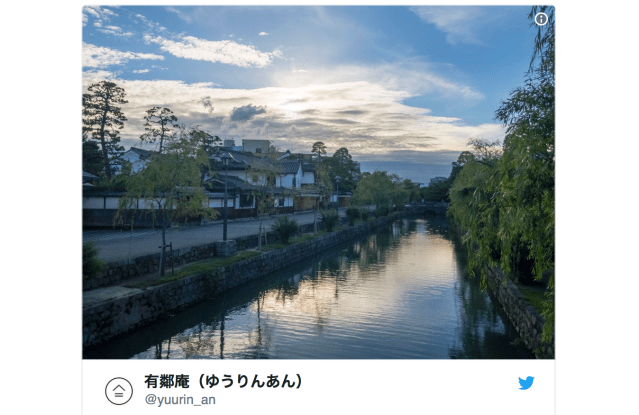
[{"left": 84, "top": 217, "right": 533, "bottom": 359}]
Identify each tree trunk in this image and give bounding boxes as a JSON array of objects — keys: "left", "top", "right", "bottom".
[{"left": 159, "top": 223, "right": 166, "bottom": 277}]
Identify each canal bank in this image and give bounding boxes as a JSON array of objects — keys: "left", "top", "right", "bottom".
[
  {"left": 83, "top": 212, "right": 411, "bottom": 348},
  {"left": 449, "top": 226, "right": 554, "bottom": 359}
]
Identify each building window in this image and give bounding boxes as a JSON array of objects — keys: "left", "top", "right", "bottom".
[
  {"left": 240, "top": 194, "right": 254, "bottom": 208},
  {"left": 292, "top": 177, "right": 297, "bottom": 187},
  {"left": 278, "top": 197, "right": 285, "bottom": 207}
]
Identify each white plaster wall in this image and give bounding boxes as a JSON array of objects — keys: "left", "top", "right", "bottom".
[
  {"left": 301, "top": 171, "right": 314, "bottom": 184},
  {"left": 83, "top": 197, "right": 104, "bottom": 209},
  {"left": 104, "top": 197, "right": 122, "bottom": 209}
]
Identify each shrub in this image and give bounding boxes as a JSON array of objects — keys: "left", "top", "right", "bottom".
[
  {"left": 321, "top": 209, "right": 340, "bottom": 232},
  {"left": 360, "top": 208, "right": 370, "bottom": 221},
  {"left": 272, "top": 216, "right": 300, "bottom": 244},
  {"left": 374, "top": 205, "right": 390, "bottom": 218},
  {"left": 345, "top": 207, "right": 361, "bottom": 226},
  {"left": 83, "top": 241, "right": 105, "bottom": 279}
]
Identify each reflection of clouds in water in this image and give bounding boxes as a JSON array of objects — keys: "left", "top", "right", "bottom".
[
  {"left": 250, "top": 221, "right": 458, "bottom": 328},
  {"left": 121, "top": 219, "right": 533, "bottom": 359}
]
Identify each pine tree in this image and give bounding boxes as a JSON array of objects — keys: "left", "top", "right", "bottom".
[{"left": 82, "top": 81, "right": 128, "bottom": 178}]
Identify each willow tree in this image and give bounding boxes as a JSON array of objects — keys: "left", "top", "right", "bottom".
[
  {"left": 449, "top": 6, "right": 555, "bottom": 343},
  {"left": 82, "top": 81, "right": 127, "bottom": 178},
  {"left": 495, "top": 5, "right": 555, "bottom": 342},
  {"left": 116, "top": 126, "right": 218, "bottom": 276}
]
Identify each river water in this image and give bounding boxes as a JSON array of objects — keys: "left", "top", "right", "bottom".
[{"left": 84, "top": 217, "right": 534, "bottom": 359}]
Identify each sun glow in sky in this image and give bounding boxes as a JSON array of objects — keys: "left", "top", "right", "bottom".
[{"left": 82, "top": 5, "right": 534, "bottom": 184}]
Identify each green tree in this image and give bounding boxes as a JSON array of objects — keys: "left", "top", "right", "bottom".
[
  {"left": 140, "top": 107, "right": 179, "bottom": 154},
  {"left": 116, "top": 126, "right": 218, "bottom": 276},
  {"left": 333, "top": 147, "right": 352, "bottom": 166},
  {"left": 402, "top": 179, "right": 420, "bottom": 203},
  {"left": 323, "top": 147, "right": 360, "bottom": 193},
  {"left": 311, "top": 141, "right": 327, "bottom": 162},
  {"left": 82, "top": 81, "right": 127, "bottom": 178},
  {"left": 82, "top": 140, "right": 104, "bottom": 176},
  {"left": 351, "top": 170, "right": 393, "bottom": 211},
  {"left": 419, "top": 151, "right": 475, "bottom": 203},
  {"left": 495, "top": 6, "right": 555, "bottom": 342},
  {"left": 449, "top": 6, "right": 555, "bottom": 343}
]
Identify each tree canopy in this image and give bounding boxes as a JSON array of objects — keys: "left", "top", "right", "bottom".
[
  {"left": 311, "top": 141, "right": 327, "bottom": 162},
  {"left": 448, "top": 6, "right": 555, "bottom": 343},
  {"left": 82, "top": 81, "right": 127, "bottom": 178},
  {"left": 351, "top": 170, "right": 410, "bottom": 211},
  {"left": 116, "top": 126, "right": 218, "bottom": 275},
  {"left": 322, "top": 147, "right": 360, "bottom": 193},
  {"left": 140, "top": 107, "right": 179, "bottom": 154}
]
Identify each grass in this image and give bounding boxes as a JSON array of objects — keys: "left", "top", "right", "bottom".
[
  {"left": 260, "top": 231, "right": 329, "bottom": 252},
  {"left": 515, "top": 283, "right": 547, "bottom": 314},
  {"left": 123, "top": 250, "right": 261, "bottom": 289},
  {"left": 120, "top": 220, "right": 369, "bottom": 289}
]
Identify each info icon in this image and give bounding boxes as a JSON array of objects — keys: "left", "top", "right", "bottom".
[
  {"left": 105, "top": 377, "right": 133, "bottom": 405},
  {"left": 535, "top": 12, "right": 548, "bottom": 26}
]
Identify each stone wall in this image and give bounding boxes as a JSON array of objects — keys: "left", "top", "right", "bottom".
[
  {"left": 83, "top": 213, "right": 408, "bottom": 347},
  {"left": 83, "top": 216, "right": 348, "bottom": 291},
  {"left": 485, "top": 267, "right": 555, "bottom": 359}
]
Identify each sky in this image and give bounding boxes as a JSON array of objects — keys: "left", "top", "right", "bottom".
[{"left": 82, "top": 5, "right": 536, "bottom": 184}]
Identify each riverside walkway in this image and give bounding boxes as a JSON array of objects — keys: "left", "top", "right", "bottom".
[{"left": 83, "top": 209, "right": 346, "bottom": 263}]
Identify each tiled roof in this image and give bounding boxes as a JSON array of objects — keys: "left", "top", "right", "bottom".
[
  {"left": 82, "top": 171, "right": 99, "bottom": 180},
  {"left": 302, "top": 162, "right": 316, "bottom": 172},
  {"left": 127, "top": 147, "right": 154, "bottom": 158},
  {"left": 279, "top": 160, "right": 301, "bottom": 174},
  {"left": 205, "top": 175, "right": 294, "bottom": 195}
]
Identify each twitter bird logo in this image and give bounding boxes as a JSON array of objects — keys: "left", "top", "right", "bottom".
[{"left": 519, "top": 376, "right": 534, "bottom": 390}]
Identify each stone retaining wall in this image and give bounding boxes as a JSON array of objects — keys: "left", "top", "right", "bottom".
[
  {"left": 83, "top": 213, "right": 408, "bottom": 348},
  {"left": 485, "top": 267, "right": 555, "bottom": 359},
  {"left": 83, "top": 217, "right": 348, "bottom": 291}
]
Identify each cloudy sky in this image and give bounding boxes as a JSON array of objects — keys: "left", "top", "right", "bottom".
[{"left": 82, "top": 5, "right": 535, "bottom": 184}]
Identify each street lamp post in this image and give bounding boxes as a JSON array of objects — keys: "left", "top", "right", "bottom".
[
  {"left": 334, "top": 175, "right": 341, "bottom": 209},
  {"left": 221, "top": 151, "right": 234, "bottom": 241}
]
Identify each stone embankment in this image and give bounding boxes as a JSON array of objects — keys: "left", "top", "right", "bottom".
[
  {"left": 451, "top": 221, "right": 554, "bottom": 359},
  {"left": 83, "top": 218, "right": 347, "bottom": 291},
  {"left": 485, "top": 267, "right": 554, "bottom": 358},
  {"left": 83, "top": 213, "right": 410, "bottom": 348}
]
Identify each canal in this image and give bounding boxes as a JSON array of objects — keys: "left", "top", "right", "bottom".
[{"left": 84, "top": 217, "right": 534, "bottom": 359}]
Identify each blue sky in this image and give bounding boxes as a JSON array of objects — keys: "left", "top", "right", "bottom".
[{"left": 83, "top": 5, "right": 536, "bottom": 184}]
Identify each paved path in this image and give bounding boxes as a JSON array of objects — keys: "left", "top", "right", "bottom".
[{"left": 84, "top": 209, "right": 346, "bottom": 263}]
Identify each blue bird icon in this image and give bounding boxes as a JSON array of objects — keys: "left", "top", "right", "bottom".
[{"left": 519, "top": 376, "right": 534, "bottom": 390}]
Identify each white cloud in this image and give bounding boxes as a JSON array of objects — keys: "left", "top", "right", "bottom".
[
  {"left": 166, "top": 7, "right": 192, "bottom": 23},
  {"left": 82, "top": 43, "right": 164, "bottom": 69},
  {"left": 82, "top": 74, "right": 502, "bottom": 162},
  {"left": 97, "top": 28, "right": 134, "bottom": 37},
  {"left": 274, "top": 63, "right": 484, "bottom": 102},
  {"left": 144, "top": 35, "right": 282, "bottom": 68},
  {"left": 83, "top": 6, "right": 100, "bottom": 19},
  {"left": 411, "top": 6, "right": 495, "bottom": 45},
  {"left": 82, "top": 70, "right": 117, "bottom": 84},
  {"left": 259, "top": 32, "right": 269, "bottom": 36},
  {"left": 132, "top": 69, "right": 150, "bottom": 74},
  {"left": 83, "top": 6, "right": 117, "bottom": 21}
]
